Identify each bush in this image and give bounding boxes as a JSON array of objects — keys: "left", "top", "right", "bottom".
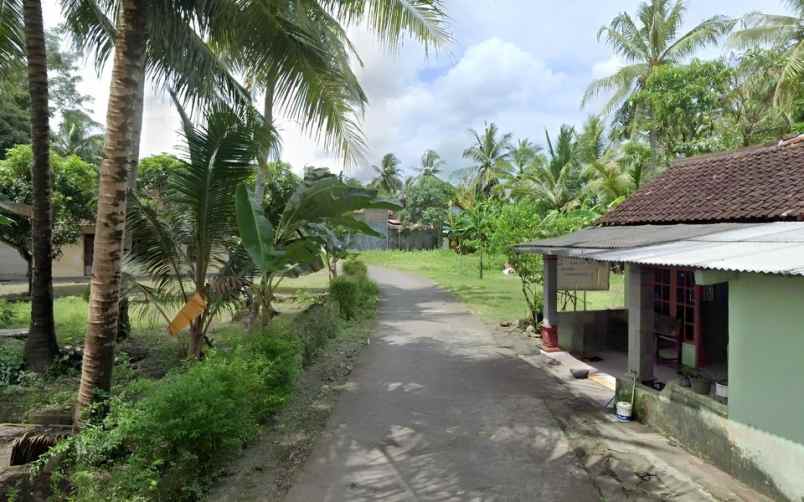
[
  {"left": 342, "top": 258, "right": 367, "bottom": 277},
  {"left": 0, "top": 342, "right": 24, "bottom": 386},
  {"left": 0, "top": 299, "right": 13, "bottom": 326},
  {"left": 329, "top": 277, "right": 359, "bottom": 320},
  {"left": 48, "top": 328, "right": 303, "bottom": 501},
  {"left": 294, "top": 301, "right": 339, "bottom": 366},
  {"left": 329, "top": 275, "right": 379, "bottom": 320}
]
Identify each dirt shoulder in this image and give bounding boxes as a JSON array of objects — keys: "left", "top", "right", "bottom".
[{"left": 205, "top": 315, "right": 376, "bottom": 501}]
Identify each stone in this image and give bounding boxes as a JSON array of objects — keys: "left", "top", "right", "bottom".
[
  {"left": 499, "top": 320, "right": 512, "bottom": 328},
  {"left": 525, "top": 325, "right": 536, "bottom": 335}
]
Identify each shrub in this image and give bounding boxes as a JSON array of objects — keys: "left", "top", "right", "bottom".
[
  {"left": 294, "top": 301, "right": 339, "bottom": 366},
  {"left": 49, "top": 329, "right": 303, "bottom": 501},
  {"left": 0, "top": 299, "right": 14, "bottom": 326},
  {"left": 329, "top": 275, "right": 379, "bottom": 320},
  {"left": 342, "top": 258, "right": 367, "bottom": 277},
  {"left": 0, "top": 342, "right": 24, "bottom": 386},
  {"left": 329, "top": 276, "right": 360, "bottom": 320}
]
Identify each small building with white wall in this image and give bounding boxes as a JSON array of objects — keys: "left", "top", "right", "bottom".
[
  {"left": 0, "top": 225, "right": 94, "bottom": 281},
  {"left": 515, "top": 136, "right": 804, "bottom": 501}
]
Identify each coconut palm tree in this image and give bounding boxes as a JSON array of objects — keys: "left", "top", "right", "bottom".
[
  {"left": 582, "top": 151, "right": 635, "bottom": 206},
  {"left": 370, "top": 153, "right": 403, "bottom": 194},
  {"left": 418, "top": 149, "right": 444, "bottom": 178},
  {"left": 53, "top": 109, "right": 104, "bottom": 163},
  {"left": 19, "top": 0, "right": 59, "bottom": 372},
  {"left": 75, "top": 0, "right": 148, "bottom": 420},
  {"left": 126, "top": 100, "right": 259, "bottom": 359},
  {"left": 462, "top": 121, "right": 513, "bottom": 199},
  {"left": 514, "top": 127, "right": 578, "bottom": 211},
  {"left": 509, "top": 138, "right": 541, "bottom": 176},
  {"left": 730, "top": 0, "right": 804, "bottom": 117},
  {"left": 582, "top": 0, "right": 732, "bottom": 118}
]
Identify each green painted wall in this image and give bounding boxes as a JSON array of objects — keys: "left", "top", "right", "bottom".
[{"left": 729, "top": 273, "right": 804, "bottom": 445}]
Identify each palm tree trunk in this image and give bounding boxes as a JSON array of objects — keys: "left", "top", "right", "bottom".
[
  {"left": 254, "top": 81, "right": 275, "bottom": 204},
  {"left": 76, "top": 0, "right": 147, "bottom": 420},
  {"left": 117, "top": 60, "right": 146, "bottom": 341},
  {"left": 22, "top": 0, "right": 59, "bottom": 373}
]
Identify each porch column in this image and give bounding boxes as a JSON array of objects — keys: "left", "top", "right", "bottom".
[
  {"left": 627, "top": 264, "right": 654, "bottom": 381},
  {"left": 542, "top": 254, "right": 560, "bottom": 352}
]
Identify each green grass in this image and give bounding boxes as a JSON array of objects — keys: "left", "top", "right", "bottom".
[
  {"left": 359, "top": 249, "right": 624, "bottom": 323},
  {"left": 0, "top": 272, "right": 336, "bottom": 423}
]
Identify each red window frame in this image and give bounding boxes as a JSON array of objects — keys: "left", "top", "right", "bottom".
[{"left": 650, "top": 266, "right": 703, "bottom": 368}]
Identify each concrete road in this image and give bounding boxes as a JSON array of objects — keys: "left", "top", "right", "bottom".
[{"left": 284, "top": 267, "right": 601, "bottom": 502}]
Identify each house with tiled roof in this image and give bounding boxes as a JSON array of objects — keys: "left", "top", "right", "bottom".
[{"left": 515, "top": 135, "right": 804, "bottom": 501}]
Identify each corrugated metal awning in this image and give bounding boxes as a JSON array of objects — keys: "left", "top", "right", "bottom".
[{"left": 513, "top": 222, "right": 804, "bottom": 276}]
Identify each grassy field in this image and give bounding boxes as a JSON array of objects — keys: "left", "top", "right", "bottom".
[{"left": 359, "top": 249, "right": 624, "bottom": 323}]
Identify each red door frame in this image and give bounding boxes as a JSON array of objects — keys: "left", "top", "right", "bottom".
[{"left": 649, "top": 266, "right": 704, "bottom": 368}]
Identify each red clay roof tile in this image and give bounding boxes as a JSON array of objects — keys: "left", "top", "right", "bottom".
[{"left": 599, "top": 137, "right": 804, "bottom": 226}]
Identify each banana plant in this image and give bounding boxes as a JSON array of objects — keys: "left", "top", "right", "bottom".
[{"left": 235, "top": 175, "right": 399, "bottom": 327}]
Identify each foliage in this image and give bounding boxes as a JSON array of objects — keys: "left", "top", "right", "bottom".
[
  {"left": 235, "top": 174, "right": 398, "bottom": 327},
  {"left": 398, "top": 173, "right": 454, "bottom": 230},
  {"left": 53, "top": 110, "right": 104, "bottom": 164},
  {"left": 293, "top": 301, "right": 339, "bottom": 366},
  {"left": 513, "top": 126, "right": 579, "bottom": 211},
  {"left": 725, "top": 49, "right": 796, "bottom": 145},
  {"left": 369, "top": 153, "right": 403, "bottom": 194},
  {"left": 127, "top": 102, "right": 260, "bottom": 357},
  {"left": 261, "top": 161, "right": 301, "bottom": 226},
  {"left": 0, "top": 341, "right": 24, "bottom": 386},
  {"left": 44, "top": 324, "right": 303, "bottom": 501},
  {"left": 583, "top": 0, "right": 732, "bottom": 118},
  {"left": 329, "top": 274, "right": 379, "bottom": 321},
  {"left": 730, "top": 0, "right": 804, "bottom": 116},
  {"left": 632, "top": 59, "right": 736, "bottom": 159},
  {"left": 417, "top": 149, "right": 445, "bottom": 178},
  {"left": 0, "top": 145, "right": 97, "bottom": 270},
  {"left": 342, "top": 258, "right": 368, "bottom": 277},
  {"left": 462, "top": 121, "right": 513, "bottom": 198},
  {"left": 136, "top": 153, "right": 184, "bottom": 205}
]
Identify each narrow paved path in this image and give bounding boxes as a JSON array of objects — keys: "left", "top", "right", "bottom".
[{"left": 284, "top": 267, "right": 600, "bottom": 501}]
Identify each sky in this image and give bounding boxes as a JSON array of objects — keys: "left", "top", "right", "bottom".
[{"left": 42, "top": 0, "right": 787, "bottom": 181}]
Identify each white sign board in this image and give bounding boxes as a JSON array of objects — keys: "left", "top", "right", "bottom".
[{"left": 557, "top": 257, "right": 610, "bottom": 291}]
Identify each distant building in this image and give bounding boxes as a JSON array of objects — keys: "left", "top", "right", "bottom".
[
  {"left": 0, "top": 225, "right": 95, "bottom": 281},
  {"left": 515, "top": 135, "right": 804, "bottom": 501}
]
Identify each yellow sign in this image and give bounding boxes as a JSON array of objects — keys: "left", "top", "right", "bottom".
[{"left": 168, "top": 292, "right": 207, "bottom": 336}]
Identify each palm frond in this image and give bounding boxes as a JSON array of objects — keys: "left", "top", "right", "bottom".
[
  {"left": 0, "top": 0, "right": 24, "bottom": 72},
  {"left": 60, "top": 0, "right": 116, "bottom": 72},
  {"left": 662, "top": 14, "right": 733, "bottom": 61},
  {"left": 321, "top": 0, "right": 450, "bottom": 50}
]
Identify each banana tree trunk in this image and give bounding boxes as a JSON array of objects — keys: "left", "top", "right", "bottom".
[
  {"left": 117, "top": 61, "right": 146, "bottom": 341},
  {"left": 254, "top": 81, "right": 275, "bottom": 204},
  {"left": 76, "top": 0, "right": 147, "bottom": 421},
  {"left": 23, "top": 0, "right": 59, "bottom": 373}
]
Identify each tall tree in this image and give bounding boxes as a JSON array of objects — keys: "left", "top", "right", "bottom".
[
  {"left": 22, "top": 0, "right": 59, "bottom": 372},
  {"left": 418, "top": 149, "right": 444, "bottom": 178},
  {"left": 76, "top": 0, "right": 147, "bottom": 420},
  {"left": 514, "top": 126, "right": 577, "bottom": 211},
  {"left": 462, "top": 121, "right": 513, "bottom": 198},
  {"left": 370, "top": 153, "right": 403, "bottom": 194},
  {"left": 582, "top": 0, "right": 731, "bottom": 129},
  {"left": 53, "top": 109, "right": 104, "bottom": 162},
  {"left": 509, "top": 138, "right": 541, "bottom": 176},
  {"left": 730, "top": 0, "right": 804, "bottom": 119}
]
